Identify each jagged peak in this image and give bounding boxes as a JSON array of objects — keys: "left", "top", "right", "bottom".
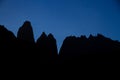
[
  {"left": 80, "top": 35, "right": 87, "bottom": 39},
  {"left": 66, "top": 36, "right": 77, "bottom": 39},
  {"left": 48, "top": 33, "right": 53, "bottom": 37},
  {"left": 41, "top": 32, "right": 47, "bottom": 38},
  {"left": 96, "top": 33, "right": 105, "bottom": 38},
  {"left": 48, "top": 33, "right": 55, "bottom": 39},
  {"left": 19, "top": 21, "right": 32, "bottom": 31},
  {"left": 96, "top": 33, "right": 112, "bottom": 41},
  {"left": 89, "top": 34, "right": 94, "bottom": 38},
  {"left": 18, "top": 21, "right": 33, "bottom": 32},
  {"left": 36, "top": 32, "right": 47, "bottom": 43},
  {"left": 17, "top": 21, "right": 35, "bottom": 43},
  {"left": 47, "top": 33, "right": 57, "bottom": 43},
  {"left": 22, "top": 21, "right": 31, "bottom": 27}
]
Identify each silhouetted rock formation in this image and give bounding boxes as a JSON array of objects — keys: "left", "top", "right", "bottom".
[
  {"left": 47, "top": 33, "right": 58, "bottom": 64},
  {"left": 48, "top": 33, "right": 58, "bottom": 57},
  {"left": 0, "top": 21, "right": 120, "bottom": 65},
  {"left": 0, "top": 25, "right": 16, "bottom": 45},
  {"left": 59, "top": 34, "right": 120, "bottom": 64},
  {"left": 36, "top": 32, "right": 58, "bottom": 64},
  {"left": 0, "top": 25, "right": 16, "bottom": 49},
  {"left": 17, "top": 21, "right": 35, "bottom": 43},
  {"left": 0, "top": 25, "right": 17, "bottom": 65},
  {"left": 16, "top": 21, "right": 36, "bottom": 65}
]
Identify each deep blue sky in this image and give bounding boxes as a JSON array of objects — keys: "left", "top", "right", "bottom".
[{"left": 0, "top": 0, "right": 120, "bottom": 50}]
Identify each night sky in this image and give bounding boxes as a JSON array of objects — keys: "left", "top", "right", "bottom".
[{"left": 0, "top": 0, "right": 120, "bottom": 50}]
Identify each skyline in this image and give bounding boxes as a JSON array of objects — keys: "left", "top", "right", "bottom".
[{"left": 0, "top": 0, "right": 120, "bottom": 49}]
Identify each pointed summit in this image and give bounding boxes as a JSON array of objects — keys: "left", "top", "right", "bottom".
[
  {"left": 36, "top": 32, "right": 58, "bottom": 64},
  {"left": 17, "top": 21, "right": 35, "bottom": 43},
  {"left": 39, "top": 32, "right": 47, "bottom": 39},
  {"left": 36, "top": 32, "right": 47, "bottom": 44},
  {"left": 48, "top": 33, "right": 55, "bottom": 40},
  {"left": 22, "top": 21, "right": 31, "bottom": 27},
  {"left": 47, "top": 33, "right": 58, "bottom": 63}
]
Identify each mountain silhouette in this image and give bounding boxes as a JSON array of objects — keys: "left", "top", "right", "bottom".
[
  {"left": 17, "top": 21, "right": 35, "bottom": 43},
  {"left": 36, "top": 32, "right": 58, "bottom": 64},
  {"left": 0, "top": 21, "right": 120, "bottom": 65},
  {"left": 0, "top": 25, "right": 16, "bottom": 44},
  {"left": 59, "top": 34, "right": 120, "bottom": 64},
  {"left": 0, "top": 25, "right": 17, "bottom": 65},
  {"left": 0, "top": 25, "right": 17, "bottom": 52}
]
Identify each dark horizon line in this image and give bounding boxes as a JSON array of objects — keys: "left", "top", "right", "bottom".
[
  {"left": 0, "top": 21, "right": 120, "bottom": 64},
  {"left": 0, "top": 20, "right": 119, "bottom": 43}
]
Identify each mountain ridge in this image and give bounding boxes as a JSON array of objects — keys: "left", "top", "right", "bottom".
[{"left": 0, "top": 21, "right": 119, "bottom": 64}]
